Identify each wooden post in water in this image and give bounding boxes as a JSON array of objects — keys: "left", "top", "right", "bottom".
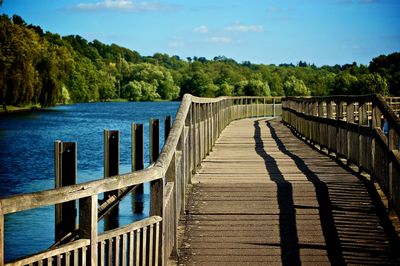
[
  {"left": 104, "top": 130, "right": 120, "bottom": 231},
  {"left": 104, "top": 130, "right": 120, "bottom": 196},
  {"left": 150, "top": 118, "right": 160, "bottom": 163},
  {"left": 132, "top": 123, "right": 144, "bottom": 196},
  {"left": 165, "top": 115, "right": 171, "bottom": 141},
  {"left": 132, "top": 123, "right": 145, "bottom": 214},
  {"left": 54, "top": 141, "right": 77, "bottom": 243},
  {"left": 0, "top": 202, "right": 4, "bottom": 266},
  {"left": 132, "top": 123, "right": 144, "bottom": 171}
]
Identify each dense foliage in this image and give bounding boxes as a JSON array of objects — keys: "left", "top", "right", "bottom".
[{"left": 1, "top": 15, "right": 399, "bottom": 108}]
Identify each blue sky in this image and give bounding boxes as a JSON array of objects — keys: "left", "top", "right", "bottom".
[{"left": 1, "top": 0, "right": 399, "bottom": 66}]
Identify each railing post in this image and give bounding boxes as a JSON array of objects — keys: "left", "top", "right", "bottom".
[
  {"left": 150, "top": 118, "right": 160, "bottom": 163},
  {"left": 54, "top": 141, "right": 77, "bottom": 243},
  {"left": 388, "top": 125, "right": 399, "bottom": 211},
  {"left": 210, "top": 103, "right": 214, "bottom": 149},
  {"left": 358, "top": 102, "right": 369, "bottom": 171},
  {"left": 347, "top": 102, "right": 355, "bottom": 123},
  {"left": 359, "top": 102, "right": 368, "bottom": 126},
  {"left": 79, "top": 194, "right": 98, "bottom": 265},
  {"left": 165, "top": 152, "right": 177, "bottom": 256},
  {"left": 273, "top": 98, "right": 276, "bottom": 117},
  {"left": 150, "top": 178, "right": 164, "bottom": 266},
  {"left": 179, "top": 126, "right": 187, "bottom": 213},
  {"left": 372, "top": 103, "right": 382, "bottom": 129},
  {"left": 371, "top": 101, "right": 382, "bottom": 179},
  {"left": 192, "top": 103, "right": 197, "bottom": 173},
  {"left": 318, "top": 101, "right": 324, "bottom": 118},
  {"left": 202, "top": 104, "right": 206, "bottom": 159},
  {"left": 327, "top": 101, "right": 333, "bottom": 119},
  {"left": 185, "top": 105, "right": 192, "bottom": 184},
  {"left": 198, "top": 104, "right": 202, "bottom": 165}
]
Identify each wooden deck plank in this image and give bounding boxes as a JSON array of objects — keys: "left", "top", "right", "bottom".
[{"left": 178, "top": 118, "right": 400, "bottom": 265}]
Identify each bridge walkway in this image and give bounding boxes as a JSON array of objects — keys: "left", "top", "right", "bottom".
[{"left": 178, "top": 118, "right": 399, "bottom": 265}]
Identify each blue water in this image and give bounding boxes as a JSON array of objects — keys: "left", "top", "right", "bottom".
[{"left": 0, "top": 101, "right": 180, "bottom": 262}]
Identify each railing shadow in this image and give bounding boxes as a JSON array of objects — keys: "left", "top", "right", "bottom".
[
  {"left": 253, "top": 120, "right": 300, "bottom": 265},
  {"left": 253, "top": 119, "right": 346, "bottom": 265}
]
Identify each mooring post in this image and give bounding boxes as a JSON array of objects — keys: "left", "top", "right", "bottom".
[
  {"left": 104, "top": 130, "right": 120, "bottom": 230},
  {"left": 150, "top": 118, "right": 160, "bottom": 163},
  {"left": 131, "top": 123, "right": 143, "bottom": 219},
  {"left": 54, "top": 141, "right": 77, "bottom": 243},
  {"left": 132, "top": 123, "right": 144, "bottom": 171},
  {"left": 104, "top": 130, "right": 120, "bottom": 197},
  {"left": 0, "top": 202, "right": 4, "bottom": 266},
  {"left": 165, "top": 115, "right": 171, "bottom": 141}
]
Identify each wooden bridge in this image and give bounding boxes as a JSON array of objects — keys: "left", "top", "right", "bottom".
[{"left": 0, "top": 95, "right": 399, "bottom": 265}]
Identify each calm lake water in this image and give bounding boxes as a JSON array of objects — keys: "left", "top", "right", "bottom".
[{"left": 0, "top": 101, "right": 180, "bottom": 261}]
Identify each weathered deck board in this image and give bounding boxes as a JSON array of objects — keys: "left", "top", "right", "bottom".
[{"left": 178, "top": 118, "right": 400, "bottom": 265}]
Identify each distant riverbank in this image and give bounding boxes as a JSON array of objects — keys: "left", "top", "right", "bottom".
[
  {"left": 0, "top": 98, "right": 175, "bottom": 115},
  {"left": 0, "top": 105, "right": 41, "bottom": 114}
]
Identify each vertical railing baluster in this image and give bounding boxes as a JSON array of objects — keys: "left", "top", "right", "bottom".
[
  {"left": 192, "top": 103, "right": 197, "bottom": 173},
  {"left": 150, "top": 177, "right": 163, "bottom": 266},
  {"left": 79, "top": 194, "right": 98, "bottom": 265},
  {"left": 371, "top": 101, "right": 382, "bottom": 178},
  {"left": 186, "top": 105, "right": 193, "bottom": 184},
  {"left": 388, "top": 125, "right": 399, "bottom": 211}
]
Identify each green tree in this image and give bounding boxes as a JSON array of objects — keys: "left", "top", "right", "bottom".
[
  {"left": 355, "top": 73, "right": 389, "bottom": 95},
  {"left": 284, "top": 76, "right": 311, "bottom": 96},
  {"left": 331, "top": 72, "right": 358, "bottom": 95}
]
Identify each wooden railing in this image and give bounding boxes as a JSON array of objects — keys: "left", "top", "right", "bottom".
[
  {"left": 385, "top": 97, "right": 400, "bottom": 115},
  {"left": 0, "top": 94, "right": 281, "bottom": 265},
  {"left": 282, "top": 95, "right": 400, "bottom": 217}
]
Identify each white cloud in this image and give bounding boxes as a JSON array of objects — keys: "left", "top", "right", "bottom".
[
  {"left": 225, "top": 24, "right": 264, "bottom": 33},
  {"left": 193, "top": 25, "right": 209, "bottom": 34},
  {"left": 168, "top": 41, "right": 184, "bottom": 48},
  {"left": 267, "top": 6, "right": 284, "bottom": 13},
  {"left": 208, "top": 36, "right": 232, "bottom": 44},
  {"left": 75, "top": 0, "right": 175, "bottom": 11}
]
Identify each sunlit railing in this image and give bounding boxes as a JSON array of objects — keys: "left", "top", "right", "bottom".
[
  {"left": 282, "top": 95, "right": 400, "bottom": 217},
  {"left": 0, "top": 94, "right": 282, "bottom": 265}
]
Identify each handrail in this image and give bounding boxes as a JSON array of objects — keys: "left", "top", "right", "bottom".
[
  {"left": 0, "top": 94, "right": 282, "bottom": 265},
  {"left": 282, "top": 94, "right": 400, "bottom": 218}
]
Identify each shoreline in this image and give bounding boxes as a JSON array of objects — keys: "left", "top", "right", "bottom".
[
  {"left": 0, "top": 105, "right": 41, "bottom": 115},
  {"left": 0, "top": 100, "right": 178, "bottom": 115}
]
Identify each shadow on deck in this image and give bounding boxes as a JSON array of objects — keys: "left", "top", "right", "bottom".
[{"left": 178, "top": 118, "right": 400, "bottom": 265}]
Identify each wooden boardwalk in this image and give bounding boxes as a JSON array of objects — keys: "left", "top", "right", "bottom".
[{"left": 178, "top": 118, "right": 400, "bottom": 265}]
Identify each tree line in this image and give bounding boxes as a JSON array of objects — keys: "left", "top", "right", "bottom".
[{"left": 1, "top": 14, "right": 399, "bottom": 108}]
